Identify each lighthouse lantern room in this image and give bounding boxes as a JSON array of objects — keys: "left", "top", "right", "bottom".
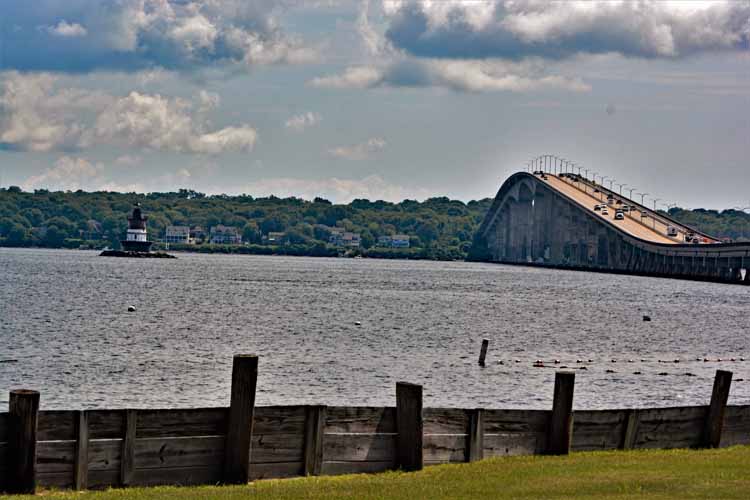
[{"left": 121, "top": 203, "right": 153, "bottom": 252}]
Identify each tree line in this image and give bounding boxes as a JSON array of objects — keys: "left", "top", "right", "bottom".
[{"left": 0, "top": 186, "right": 747, "bottom": 260}]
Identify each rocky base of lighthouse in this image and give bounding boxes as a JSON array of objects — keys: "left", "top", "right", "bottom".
[{"left": 100, "top": 250, "right": 177, "bottom": 259}]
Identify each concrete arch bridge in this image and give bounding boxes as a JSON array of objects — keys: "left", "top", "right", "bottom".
[{"left": 473, "top": 171, "right": 750, "bottom": 285}]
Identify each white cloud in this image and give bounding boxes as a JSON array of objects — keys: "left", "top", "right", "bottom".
[
  {"left": 5, "top": 0, "right": 319, "bottom": 73},
  {"left": 114, "top": 155, "right": 143, "bottom": 166},
  {"left": 328, "top": 137, "right": 386, "bottom": 160},
  {"left": 310, "top": 66, "right": 385, "bottom": 89},
  {"left": 22, "top": 156, "right": 103, "bottom": 191},
  {"left": 94, "top": 91, "right": 257, "bottom": 154},
  {"left": 0, "top": 72, "right": 111, "bottom": 152},
  {"left": 235, "top": 174, "right": 431, "bottom": 203},
  {"left": 198, "top": 90, "right": 221, "bottom": 112},
  {"left": 45, "top": 20, "right": 88, "bottom": 37},
  {"left": 382, "top": 0, "right": 750, "bottom": 60},
  {"left": 284, "top": 112, "right": 322, "bottom": 131},
  {"left": 311, "top": 58, "right": 590, "bottom": 93},
  {"left": 0, "top": 72, "right": 257, "bottom": 154}
]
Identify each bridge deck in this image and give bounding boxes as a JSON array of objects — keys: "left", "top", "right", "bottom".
[{"left": 540, "top": 175, "right": 681, "bottom": 245}]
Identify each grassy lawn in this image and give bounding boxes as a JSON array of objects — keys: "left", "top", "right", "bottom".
[{"left": 8, "top": 446, "right": 750, "bottom": 500}]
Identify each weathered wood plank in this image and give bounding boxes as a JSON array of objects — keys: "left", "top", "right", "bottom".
[
  {"left": 468, "top": 409, "right": 484, "bottom": 462},
  {"left": 0, "top": 412, "right": 8, "bottom": 441},
  {"left": 87, "top": 410, "right": 125, "bottom": 439},
  {"left": 250, "top": 432, "right": 305, "bottom": 464},
  {"left": 303, "top": 406, "right": 326, "bottom": 476},
  {"left": 571, "top": 410, "right": 627, "bottom": 451},
  {"left": 722, "top": 405, "right": 750, "bottom": 447},
  {"left": 423, "top": 434, "right": 467, "bottom": 464},
  {"left": 8, "top": 389, "right": 40, "bottom": 494},
  {"left": 321, "top": 460, "right": 394, "bottom": 476},
  {"left": 325, "top": 407, "right": 396, "bottom": 434},
  {"left": 75, "top": 410, "right": 89, "bottom": 490},
  {"left": 36, "top": 440, "right": 75, "bottom": 474},
  {"left": 136, "top": 408, "right": 227, "bottom": 438},
  {"left": 483, "top": 409, "right": 550, "bottom": 434},
  {"left": 547, "top": 372, "right": 575, "bottom": 455},
  {"left": 253, "top": 406, "right": 307, "bottom": 435},
  {"left": 37, "top": 471, "right": 74, "bottom": 488},
  {"left": 87, "top": 469, "right": 120, "bottom": 489},
  {"left": 423, "top": 408, "right": 470, "bottom": 435},
  {"left": 396, "top": 382, "right": 423, "bottom": 471},
  {"left": 38, "top": 410, "right": 77, "bottom": 441},
  {"left": 88, "top": 440, "right": 121, "bottom": 471},
  {"left": 484, "top": 433, "right": 543, "bottom": 457},
  {"left": 134, "top": 436, "right": 225, "bottom": 469},
  {"left": 703, "top": 370, "right": 732, "bottom": 448},
  {"left": 121, "top": 410, "right": 137, "bottom": 485},
  {"left": 323, "top": 433, "right": 396, "bottom": 463},
  {"left": 132, "top": 465, "right": 222, "bottom": 487},
  {"left": 622, "top": 410, "right": 640, "bottom": 450},
  {"left": 250, "top": 462, "right": 304, "bottom": 480},
  {"left": 633, "top": 406, "right": 707, "bottom": 449},
  {"left": 224, "top": 354, "right": 257, "bottom": 485}
]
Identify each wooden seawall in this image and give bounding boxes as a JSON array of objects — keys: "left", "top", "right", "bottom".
[{"left": 1, "top": 358, "right": 748, "bottom": 493}]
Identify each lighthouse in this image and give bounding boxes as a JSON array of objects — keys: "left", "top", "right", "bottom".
[{"left": 121, "top": 203, "right": 153, "bottom": 252}]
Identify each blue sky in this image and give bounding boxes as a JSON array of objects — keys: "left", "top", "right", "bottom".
[{"left": 0, "top": 0, "right": 748, "bottom": 208}]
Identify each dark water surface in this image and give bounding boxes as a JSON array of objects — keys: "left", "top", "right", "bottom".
[{"left": 1, "top": 248, "right": 748, "bottom": 411}]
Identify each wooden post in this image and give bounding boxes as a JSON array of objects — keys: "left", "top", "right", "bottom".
[
  {"left": 478, "top": 339, "right": 489, "bottom": 366},
  {"left": 396, "top": 382, "right": 423, "bottom": 472},
  {"left": 621, "top": 409, "right": 639, "bottom": 450},
  {"left": 303, "top": 405, "right": 326, "bottom": 476},
  {"left": 223, "top": 354, "right": 258, "bottom": 484},
  {"left": 121, "top": 409, "right": 137, "bottom": 486},
  {"left": 467, "top": 408, "right": 484, "bottom": 462},
  {"left": 547, "top": 372, "right": 575, "bottom": 455},
  {"left": 703, "top": 370, "right": 732, "bottom": 448},
  {"left": 8, "top": 390, "right": 40, "bottom": 494},
  {"left": 74, "top": 410, "right": 89, "bottom": 490}
]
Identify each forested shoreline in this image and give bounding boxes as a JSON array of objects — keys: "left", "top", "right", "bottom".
[{"left": 0, "top": 186, "right": 748, "bottom": 261}]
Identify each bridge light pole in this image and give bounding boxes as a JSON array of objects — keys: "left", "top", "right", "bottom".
[
  {"left": 652, "top": 198, "right": 661, "bottom": 229},
  {"left": 627, "top": 187, "right": 636, "bottom": 199},
  {"left": 600, "top": 176, "right": 608, "bottom": 201},
  {"left": 616, "top": 183, "right": 627, "bottom": 195},
  {"left": 637, "top": 192, "right": 649, "bottom": 206},
  {"left": 607, "top": 179, "right": 614, "bottom": 190}
]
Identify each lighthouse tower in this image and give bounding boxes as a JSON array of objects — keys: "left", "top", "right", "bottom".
[{"left": 121, "top": 203, "right": 153, "bottom": 252}]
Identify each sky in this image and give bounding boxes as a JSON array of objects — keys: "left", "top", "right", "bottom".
[{"left": 0, "top": 0, "right": 748, "bottom": 208}]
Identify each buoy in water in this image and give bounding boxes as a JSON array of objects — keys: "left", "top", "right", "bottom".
[{"left": 127, "top": 305, "right": 136, "bottom": 312}]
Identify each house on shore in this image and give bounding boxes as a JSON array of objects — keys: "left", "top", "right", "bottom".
[
  {"left": 165, "top": 225, "right": 192, "bottom": 244},
  {"left": 209, "top": 225, "right": 242, "bottom": 245},
  {"left": 377, "top": 234, "right": 411, "bottom": 248}
]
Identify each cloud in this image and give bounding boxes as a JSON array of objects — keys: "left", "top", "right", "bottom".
[
  {"left": 328, "top": 137, "right": 386, "bottom": 160},
  {"left": 22, "top": 156, "right": 103, "bottom": 192},
  {"left": 311, "top": 58, "right": 589, "bottom": 93},
  {"left": 0, "top": 72, "right": 111, "bottom": 152},
  {"left": 45, "top": 20, "right": 88, "bottom": 37},
  {"left": 236, "top": 174, "right": 431, "bottom": 203},
  {"left": 0, "top": 72, "right": 257, "bottom": 154},
  {"left": 114, "top": 154, "right": 143, "bottom": 166},
  {"left": 0, "top": 0, "right": 318, "bottom": 73},
  {"left": 382, "top": 1, "right": 750, "bottom": 61},
  {"left": 284, "top": 112, "right": 322, "bottom": 131}
]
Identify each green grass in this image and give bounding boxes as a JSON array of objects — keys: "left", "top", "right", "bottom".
[{"left": 8, "top": 447, "right": 750, "bottom": 500}]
